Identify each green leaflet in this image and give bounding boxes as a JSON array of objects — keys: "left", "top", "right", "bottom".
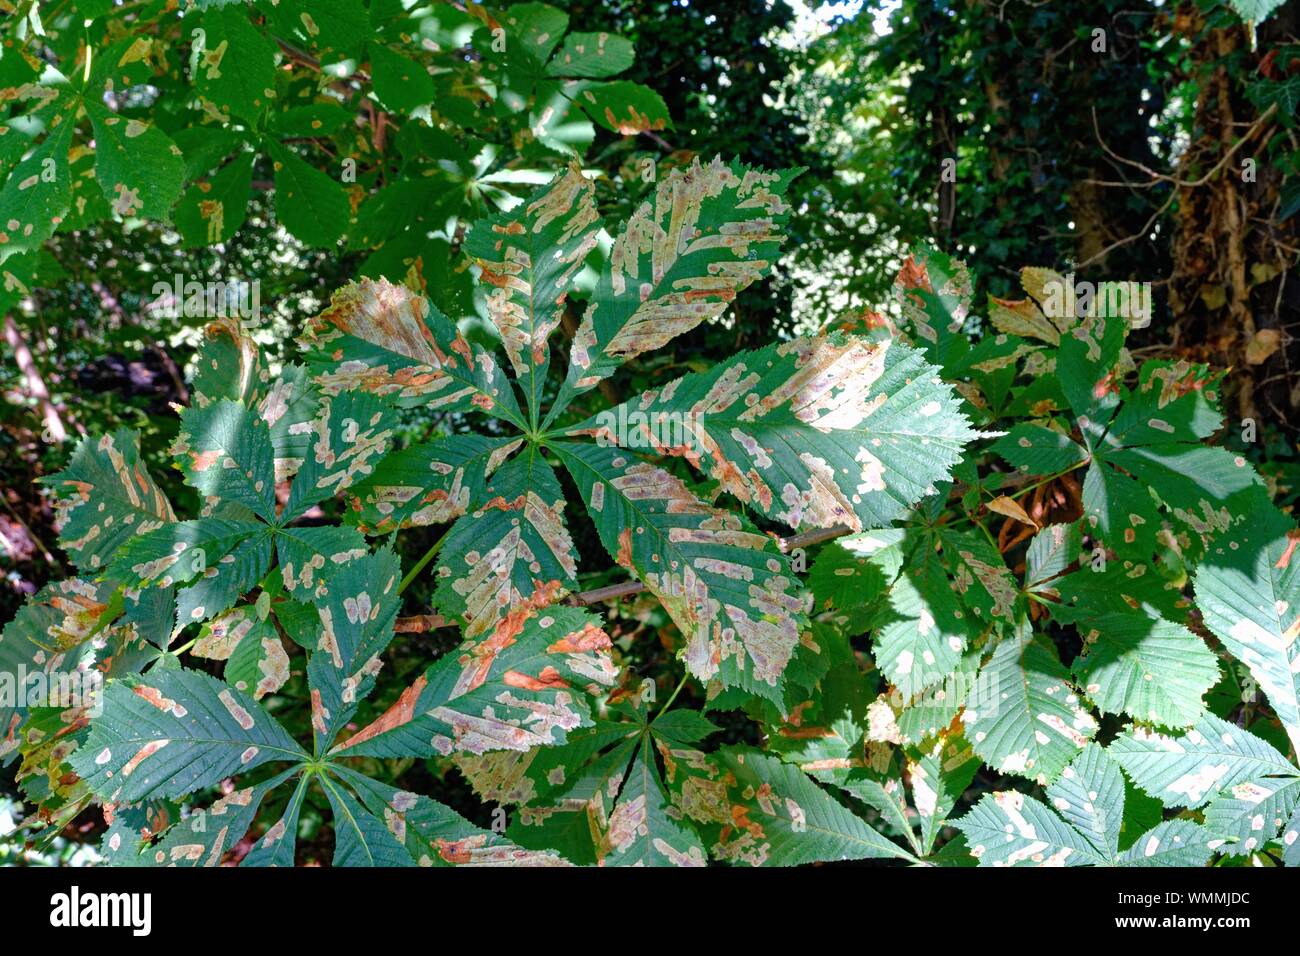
[
  {"left": 563, "top": 80, "right": 672, "bottom": 135},
  {"left": 939, "top": 528, "right": 1022, "bottom": 625},
  {"left": 298, "top": 277, "right": 526, "bottom": 427},
  {"left": 548, "top": 157, "right": 799, "bottom": 421},
  {"left": 70, "top": 668, "right": 306, "bottom": 803},
  {"left": 190, "top": 321, "right": 320, "bottom": 480},
  {"left": 191, "top": 5, "right": 278, "bottom": 124},
  {"left": 319, "top": 772, "right": 416, "bottom": 867},
  {"left": 1024, "top": 522, "right": 1081, "bottom": 592},
  {"left": 963, "top": 629, "right": 1097, "bottom": 784},
  {"left": 174, "top": 399, "right": 278, "bottom": 522},
  {"left": 955, "top": 745, "right": 1214, "bottom": 867},
  {"left": 474, "top": 2, "right": 664, "bottom": 152},
  {"left": 1194, "top": 501, "right": 1300, "bottom": 754},
  {"left": 573, "top": 335, "right": 977, "bottom": 533},
  {"left": 0, "top": 111, "right": 73, "bottom": 259},
  {"left": 1226, "top": 0, "right": 1287, "bottom": 24},
  {"left": 191, "top": 317, "right": 269, "bottom": 408},
  {"left": 193, "top": 605, "right": 291, "bottom": 701},
  {"left": 433, "top": 449, "right": 578, "bottom": 639},
  {"left": 110, "top": 517, "right": 264, "bottom": 594},
  {"left": 331, "top": 604, "right": 617, "bottom": 759},
  {"left": 143, "top": 770, "right": 294, "bottom": 867},
  {"left": 870, "top": 546, "right": 973, "bottom": 700},
  {"left": 46, "top": 428, "right": 176, "bottom": 572},
  {"left": 241, "top": 774, "right": 311, "bottom": 867},
  {"left": 552, "top": 440, "right": 805, "bottom": 704},
  {"left": 1071, "top": 612, "right": 1218, "bottom": 728},
  {"left": 174, "top": 151, "right": 254, "bottom": 247},
  {"left": 1203, "top": 774, "right": 1300, "bottom": 858},
  {"left": 991, "top": 423, "right": 1088, "bottom": 475},
  {"left": 908, "top": 735, "right": 982, "bottom": 854},
  {"left": 344, "top": 434, "right": 520, "bottom": 534},
  {"left": 482, "top": 705, "right": 709, "bottom": 867},
  {"left": 0, "top": 580, "right": 109, "bottom": 763},
  {"left": 370, "top": 45, "right": 436, "bottom": 112},
  {"left": 86, "top": 102, "right": 185, "bottom": 220},
  {"left": 895, "top": 244, "right": 975, "bottom": 372},
  {"left": 259, "top": 0, "right": 369, "bottom": 59},
  {"left": 266, "top": 140, "right": 350, "bottom": 248},
  {"left": 1076, "top": 363, "right": 1259, "bottom": 557},
  {"left": 1108, "top": 712, "right": 1300, "bottom": 809},
  {"left": 335, "top": 765, "right": 570, "bottom": 866},
  {"left": 464, "top": 162, "right": 601, "bottom": 424},
  {"left": 596, "top": 737, "right": 707, "bottom": 866},
  {"left": 547, "top": 32, "right": 636, "bottom": 78},
  {"left": 305, "top": 548, "right": 402, "bottom": 752},
  {"left": 280, "top": 390, "right": 399, "bottom": 523},
  {"left": 659, "top": 744, "right": 914, "bottom": 866}
]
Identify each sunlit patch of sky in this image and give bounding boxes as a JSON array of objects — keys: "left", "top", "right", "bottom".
[{"left": 777, "top": 0, "right": 898, "bottom": 48}]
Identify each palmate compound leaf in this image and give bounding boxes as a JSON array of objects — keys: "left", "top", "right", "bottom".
[
  {"left": 760, "top": 629, "right": 976, "bottom": 857},
  {"left": 115, "top": 388, "right": 384, "bottom": 623},
  {"left": 657, "top": 744, "right": 914, "bottom": 865},
  {"left": 433, "top": 448, "right": 579, "bottom": 640},
  {"left": 547, "top": 156, "right": 800, "bottom": 423},
  {"left": 1193, "top": 501, "right": 1300, "bottom": 755},
  {"left": 70, "top": 667, "right": 307, "bottom": 804},
  {"left": 962, "top": 626, "right": 1098, "bottom": 785},
  {"left": 298, "top": 277, "right": 525, "bottom": 429},
  {"left": 330, "top": 603, "right": 618, "bottom": 759},
  {"left": 573, "top": 334, "right": 978, "bottom": 533},
  {"left": 591, "top": 736, "right": 709, "bottom": 866},
  {"left": 954, "top": 743, "right": 1214, "bottom": 867},
  {"left": 46, "top": 428, "right": 176, "bottom": 572},
  {"left": 551, "top": 441, "right": 806, "bottom": 704},
  {"left": 464, "top": 161, "right": 601, "bottom": 423},
  {"left": 456, "top": 718, "right": 638, "bottom": 861}
]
